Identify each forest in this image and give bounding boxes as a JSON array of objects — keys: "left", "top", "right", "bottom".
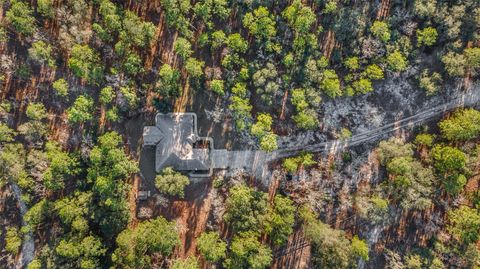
[{"left": 0, "top": 0, "right": 479, "bottom": 268}]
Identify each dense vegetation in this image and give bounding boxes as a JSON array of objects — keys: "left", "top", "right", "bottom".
[{"left": 0, "top": 0, "right": 479, "bottom": 268}]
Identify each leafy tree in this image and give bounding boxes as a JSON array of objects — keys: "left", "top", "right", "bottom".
[
  {"left": 431, "top": 145, "right": 466, "bottom": 174},
  {"left": 448, "top": 206, "right": 480, "bottom": 245},
  {"left": 439, "top": 108, "right": 480, "bottom": 141},
  {"left": 185, "top": 58, "right": 205, "bottom": 78},
  {"left": 88, "top": 132, "right": 138, "bottom": 237},
  {"left": 112, "top": 217, "right": 180, "bottom": 268},
  {"left": 229, "top": 96, "right": 252, "bottom": 131},
  {"left": 211, "top": 30, "right": 226, "bottom": 49},
  {"left": 197, "top": 232, "right": 227, "bottom": 263},
  {"left": 210, "top": 79, "right": 225, "bottom": 95},
  {"left": 52, "top": 79, "right": 69, "bottom": 97},
  {"left": 260, "top": 132, "right": 278, "bottom": 152},
  {"left": 370, "top": 21, "right": 390, "bottom": 42},
  {"left": 24, "top": 199, "right": 49, "bottom": 231},
  {"left": 99, "top": 86, "right": 115, "bottom": 105},
  {"left": 171, "top": 257, "right": 199, "bottom": 269},
  {"left": 156, "top": 64, "right": 181, "bottom": 98},
  {"left": 6, "top": 0, "right": 36, "bottom": 36},
  {"left": 43, "top": 141, "right": 78, "bottom": 190},
  {"left": 414, "top": 133, "right": 434, "bottom": 147},
  {"left": 0, "top": 123, "right": 16, "bottom": 142},
  {"left": 321, "top": 69, "right": 342, "bottom": 98},
  {"left": 121, "top": 10, "right": 156, "bottom": 48},
  {"left": 419, "top": 70, "right": 442, "bottom": 96},
  {"left": 54, "top": 192, "right": 91, "bottom": 232},
  {"left": 293, "top": 111, "right": 318, "bottom": 130},
  {"left": 28, "top": 41, "right": 56, "bottom": 68},
  {"left": 283, "top": 153, "right": 316, "bottom": 173},
  {"left": 37, "top": 0, "right": 54, "bottom": 18},
  {"left": 193, "top": 0, "right": 230, "bottom": 29},
  {"left": 251, "top": 113, "right": 272, "bottom": 138},
  {"left": 282, "top": 0, "right": 316, "bottom": 34},
  {"left": 464, "top": 47, "right": 480, "bottom": 69},
  {"left": 174, "top": 37, "right": 193, "bottom": 60},
  {"left": 224, "top": 231, "right": 272, "bottom": 269},
  {"left": 26, "top": 102, "right": 47, "bottom": 121},
  {"left": 364, "top": 64, "right": 384, "bottom": 80},
  {"left": 93, "top": 0, "right": 121, "bottom": 42},
  {"left": 344, "top": 57, "right": 359, "bottom": 71},
  {"left": 323, "top": 1, "right": 337, "bottom": 14},
  {"left": 155, "top": 167, "right": 190, "bottom": 198},
  {"left": 264, "top": 195, "right": 295, "bottom": 246},
  {"left": 223, "top": 184, "right": 268, "bottom": 233},
  {"left": 301, "top": 207, "right": 356, "bottom": 269},
  {"left": 55, "top": 235, "right": 106, "bottom": 268},
  {"left": 414, "top": 0, "right": 436, "bottom": 18},
  {"left": 442, "top": 51, "right": 466, "bottom": 77},
  {"left": 122, "top": 52, "right": 144, "bottom": 76},
  {"left": 243, "top": 7, "right": 276, "bottom": 41},
  {"left": 351, "top": 236, "right": 369, "bottom": 262},
  {"left": 5, "top": 227, "right": 22, "bottom": 255},
  {"left": 352, "top": 78, "right": 373, "bottom": 94},
  {"left": 160, "top": 0, "right": 193, "bottom": 38},
  {"left": 67, "top": 95, "right": 94, "bottom": 124},
  {"left": 443, "top": 174, "right": 467, "bottom": 196},
  {"left": 67, "top": 44, "right": 103, "bottom": 83},
  {"left": 226, "top": 33, "right": 248, "bottom": 53},
  {"left": 27, "top": 259, "right": 42, "bottom": 269},
  {"left": 417, "top": 27, "right": 438, "bottom": 47},
  {"left": 119, "top": 86, "right": 138, "bottom": 109},
  {"left": 387, "top": 51, "right": 408, "bottom": 72}
]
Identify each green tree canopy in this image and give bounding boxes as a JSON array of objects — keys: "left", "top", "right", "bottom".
[
  {"left": 156, "top": 64, "right": 182, "bottom": 98},
  {"left": 224, "top": 231, "right": 272, "bottom": 269},
  {"left": 197, "top": 232, "right": 227, "bottom": 263},
  {"left": 28, "top": 41, "right": 56, "bottom": 68},
  {"left": 223, "top": 184, "right": 268, "bottom": 233},
  {"left": 52, "top": 79, "right": 69, "bottom": 97},
  {"left": 417, "top": 27, "right": 438, "bottom": 47},
  {"left": 387, "top": 51, "right": 408, "bottom": 72},
  {"left": 112, "top": 217, "right": 180, "bottom": 268},
  {"left": 439, "top": 108, "right": 480, "bottom": 141},
  {"left": 6, "top": 0, "right": 36, "bottom": 36},
  {"left": 448, "top": 206, "right": 480, "bottom": 245},
  {"left": 264, "top": 195, "right": 295, "bottom": 246},
  {"left": 243, "top": 7, "right": 277, "bottom": 41},
  {"left": 67, "top": 44, "right": 103, "bottom": 83},
  {"left": 155, "top": 167, "right": 190, "bottom": 198},
  {"left": 370, "top": 21, "right": 390, "bottom": 42},
  {"left": 67, "top": 95, "right": 94, "bottom": 124}
]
